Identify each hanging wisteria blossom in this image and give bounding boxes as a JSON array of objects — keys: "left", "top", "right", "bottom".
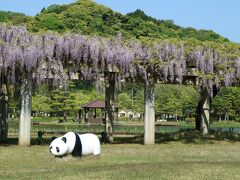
[{"left": 0, "top": 23, "right": 239, "bottom": 94}]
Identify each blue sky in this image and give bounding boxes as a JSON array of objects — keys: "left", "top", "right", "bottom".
[{"left": 0, "top": 0, "right": 239, "bottom": 42}]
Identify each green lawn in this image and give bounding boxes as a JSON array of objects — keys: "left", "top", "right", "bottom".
[{"left": 1, "top": 142, "right": 240, "bottom": 179}]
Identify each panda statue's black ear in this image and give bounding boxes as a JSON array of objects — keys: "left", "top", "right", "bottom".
[
  {"left": 61, "top": 137, "right": 67, "bottom": 143},
  {"left": 51, "top": 136, "right": 57, "bottom": 141}
]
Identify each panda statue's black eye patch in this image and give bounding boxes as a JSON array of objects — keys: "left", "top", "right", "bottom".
[
  {"left": 61, "top": 137, "right": 67, "bottom": 143},
  {"left": 56, "top": 147, "right": 60, "bottom": 153}
]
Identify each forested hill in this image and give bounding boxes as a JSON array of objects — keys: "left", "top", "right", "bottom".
[
  {"left": 0, "top": 11, "right": 32, "bottom": 25},
  {"left": 24, "top": 0, "right": 229, "bottom": 43},
  {"left": 126, "top": 9, "right": 229, "bottom": 43}
]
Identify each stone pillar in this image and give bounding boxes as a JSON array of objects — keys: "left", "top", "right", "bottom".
[
  {"left": 19, "top": 75, "right": 32, "bottom": 146},
  {"left": 144, "top": 79, "right": 155, "bottom": 145}
]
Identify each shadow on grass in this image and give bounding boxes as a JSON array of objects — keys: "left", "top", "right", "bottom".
[
  {"left": 0, "top": 137, "right": 53, "bottom": 146},
  {"left": 113, "top": 129, "right": 240, "bottom": 144},
  {"left": 155, "top": 129, "right": 240, "bottom": 144},
  {"left": 1, "top": 129, "right": 240, "bottom": 146}
]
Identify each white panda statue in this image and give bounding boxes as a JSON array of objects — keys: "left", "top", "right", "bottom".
[{"left": 49, "top": 132, "right": 101, "bottom": 157}]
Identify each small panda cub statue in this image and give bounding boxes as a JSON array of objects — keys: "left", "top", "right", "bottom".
[{"left": 49, "top": 132, "right": 101, "bottom": 157}]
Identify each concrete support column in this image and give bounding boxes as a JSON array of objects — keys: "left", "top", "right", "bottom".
[
  {"left": 19, "top": 75, "right": 32, "bottom": 146},
  {"left": 144, "top": 79, "right": 155, "bottom": 145}
]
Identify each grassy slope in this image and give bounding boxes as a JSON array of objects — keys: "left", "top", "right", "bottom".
[{"left": 0, "top": 143, "right": 240, "bottom": 179}]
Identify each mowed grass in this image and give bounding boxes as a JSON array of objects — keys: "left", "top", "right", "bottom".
[{"left": 1, "top": 142, "right": 240, "bottom": 180}]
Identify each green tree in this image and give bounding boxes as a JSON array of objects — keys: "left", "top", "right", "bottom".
[
  {"left": 32, "top": 94, "right": 52, "bottom": 116},
  {"left": 212, "top": 87, "right": 240, "bottom": 121},
  {"left": 50, "top": 81, "right": 104, "bottom": 122},
  {"left": 0, "top": 11, "right": 32, "bottom": 25},
  {"left": 155, "top": 84, "right": 199, "bottom": 121},
  {"left": 116, "top": 93, "right": 132, "bottom": 109}
]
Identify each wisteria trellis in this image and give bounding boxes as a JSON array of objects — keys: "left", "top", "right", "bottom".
[{"left": 0, "top": 24, "right": 239, "bottom": 94}]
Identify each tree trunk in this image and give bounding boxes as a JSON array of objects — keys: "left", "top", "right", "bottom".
[
  {"left": 224, "top": 113, "right": 229, "bottom": 121},
  {"left": 75, "top": 111, "right": 79, "bottom": 122},
  {"left": 195, "top": 101, "right": 201, "bottom": 130},
  {"left": 105, "top": 73, "right": 115, "bottom": 142},
  {"left": 63, "top": 111, "right": 67, "bottom": 122},
  {"left": 195, "top": 89, "right": 210, "bottom": 135},
  {"left": 78, "top": 109, "right": 83, "bottom": 124},
  {"left": 0, "top": 83, "right": 8, "bottom": 143},
  {"left": 19, "top": 76, "right": 32, "bottom": 146},
  {"left": 201, "top": 91, "right": 210, "bottom": 135},
  {"left": 85, "top": 109, "right": 88, "bottom": 124},
  {"left": 219, "top": 114, "right": 222, "bottom": 122},
  {"left": 144, "top": 79, "right": 155, "bottom": 145}
]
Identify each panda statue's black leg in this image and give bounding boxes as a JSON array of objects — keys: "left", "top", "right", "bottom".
[
  {"left": 71, "top": 132, "right": 82, "bottom": 157},
  {"left": 55, "top": 156, "right": 63, "bottom": 158}
]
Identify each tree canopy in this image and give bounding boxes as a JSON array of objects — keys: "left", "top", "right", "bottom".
[{"left": 0, "top": 11, "right": 32, "bottom": 25}]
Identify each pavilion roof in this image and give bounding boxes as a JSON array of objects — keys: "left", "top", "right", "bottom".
[
  {"left": 81, "top": 100, "right": 119, "bottom": 109},
  {"left": 81, "top": 100, "right": 105, "bottom": 108}
]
